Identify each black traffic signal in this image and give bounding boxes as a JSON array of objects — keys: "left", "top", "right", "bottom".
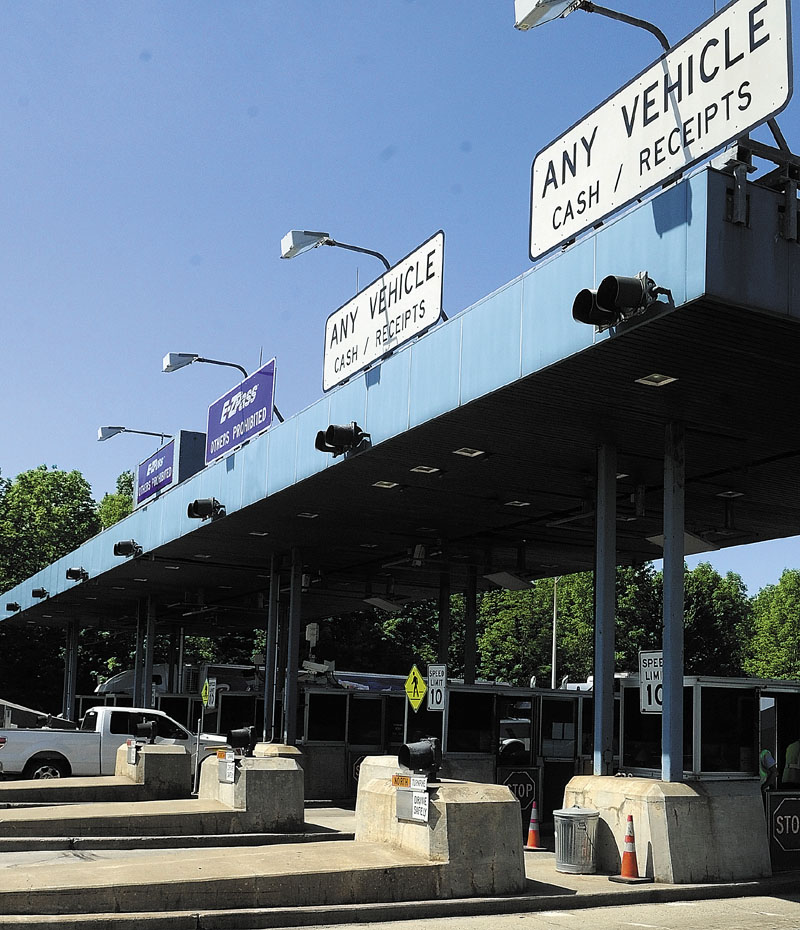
[{"left": 314, "top": 421, "right": 370, "bottom": 457}]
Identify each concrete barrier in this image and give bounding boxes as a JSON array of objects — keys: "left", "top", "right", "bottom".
[
  {"left": 0, "top": 754, "right": 526, "bottom": 915},
  {"left": 0, "top": 753, "right": 305, "bottom": 837},
  {"left": 564, "top": 775, "right": 771, "bottom": 883},
  {"left": 355, "top": 754, "right": 526, "bottom": 897},
  {"left": 198, "top": 752, "right": 304, "bottom": 831},
  {"left": 0, "top": 744, "right": 192, "bottom": 805}
]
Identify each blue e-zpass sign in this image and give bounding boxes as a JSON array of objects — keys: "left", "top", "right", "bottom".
[{"left": 205, "top": 359, "right": 276, "bottom": 464}]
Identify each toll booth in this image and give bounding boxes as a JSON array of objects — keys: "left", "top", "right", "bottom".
[
  {"left": 295, "top": 674, "right": 595, "bottom": 829},
  {"left": 618, "top": 675, "right": 800, "bottom": 781},
  {"left": 618, "top": 674, "right": 800, "bottom": 873}
]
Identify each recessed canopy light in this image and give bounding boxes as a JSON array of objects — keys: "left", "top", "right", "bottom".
[
  {"left": 410, "top": 465, "right": 440, "bottom": 474},
  {"left": 417, "top": 526, "right": 437, "bottom": 533},
  {"left": 635, "top": 373, "right": 677, "bottom": 387},
  {"left": 249, "top": 531, "right": 269, "bottom": 537},
  {"left": 297, "top": 512, "right": 319, "bottom": 519},
  {"left": 360, "top": 543, "right": 378, "bottom": 549},
  {"left": 85, "top": 596, "right": 98, "bottom": 601},
  {"left": 453, "top": 447, "right": 485, "bottom": 458},
  {"left": 164, "top": 565, "right": 180, "bottom": 571},
  {"left": 616, "top": 473, "right": 629, "bottom": 480},
  {"left": 133, "top": 578, "right": 148, "bottom": 583},
  {"left": 716, "top": 490, "right": 744, "bottom": 499},
  {"left": 112, "top": 586, "right": 125, "bottom": 591},
  {"left": 218, "top": 585, "right": 233, "bottom": 590},
  {"left": 505, "top": 500, "right": 531, "bottom": 508},
  {"left": 195, "top": 554, "right": 212, "bottom": 559},
  {"left": 372, "top": 481, "right": 399, "bottom": 489}
]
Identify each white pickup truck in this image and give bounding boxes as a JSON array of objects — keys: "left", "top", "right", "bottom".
[{"left": 0, "top": 706, "right": 226, "bottom": 779}]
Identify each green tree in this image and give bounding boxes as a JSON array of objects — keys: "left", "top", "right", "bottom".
[
  {"left": 0, "top": 465, "right": 100, "bottom": 589},
  {"left": 683, "top": 562, "right": 751, "bottom": 676},
  {"left": 615, "top": 564, "right": 662, "bottom": 671},
  {"left": 97, "top": 470, "right": 134, "bottom": 529},
  {"left": 477, "top": 586, "right": 553, "bottom": 686},
  {"left": 0, "top": 466, "right": 101, "bottom": 710},
  {"left": 745, "top": 569, "right": 800, "bottom": 679}
]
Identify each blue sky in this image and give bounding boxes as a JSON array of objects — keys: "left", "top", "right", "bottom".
[{"left": 1, "top": 1, "right": 798, "bottom": 595}]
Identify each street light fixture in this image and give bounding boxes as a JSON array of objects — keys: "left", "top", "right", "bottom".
[
  {"left": 514, "top": 0, "right": 670, "bottom": 52},
  {"left": 97, "top": 426, "right": 172, "bottom": 444},
  {"left": 280, "top": 230, "right": 391, "bottom": 271},
  {"left": 162, "top": 353, "right": 248, "bottom": 380},
  {"left": 163, "top": 353, "right": 284, "bottom": 423}
]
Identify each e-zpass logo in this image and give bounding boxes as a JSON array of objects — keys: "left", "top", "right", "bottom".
[{"left": 220, "top": 384, "right": 259, "bottom": 424}]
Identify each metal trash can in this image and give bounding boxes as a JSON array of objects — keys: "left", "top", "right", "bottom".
[{"left": 553, "top": 805, "right": 599, "bottom": 874}]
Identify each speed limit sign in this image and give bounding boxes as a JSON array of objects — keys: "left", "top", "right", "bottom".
[
  {"left": 427, "top": 664, "right": 447, "bottom": 712},
  {"left": 639, "top": 650, "right": 663, "bottom": 714}
]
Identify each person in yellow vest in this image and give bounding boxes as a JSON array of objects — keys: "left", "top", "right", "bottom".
[
  {"left": 782, "top": 738, "right": 800, "bottom": 786},
  {"left": 760, "top": 748, "right": 778, "bottom": 792}
]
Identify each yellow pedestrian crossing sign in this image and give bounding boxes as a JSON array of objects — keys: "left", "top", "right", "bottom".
[{"left": 405, "top": 664, "right": 427, "bottom": 712}]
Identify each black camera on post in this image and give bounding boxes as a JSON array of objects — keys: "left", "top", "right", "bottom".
[
  {"left": 226, "top": 726, "right": 257, "bottom": 758},
  {"left": 135, "top": 720, "right": 157, "bottom": 744},
  {"left": 399, "top": 736, "right": 441, "bottom": 782}
]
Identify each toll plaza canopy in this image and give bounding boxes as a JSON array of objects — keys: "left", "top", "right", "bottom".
[{"left": 4, "top": 167, "right": 800, "bottom": 634}]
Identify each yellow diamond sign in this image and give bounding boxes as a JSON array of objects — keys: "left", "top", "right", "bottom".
[
  {"left": 405, "top": 664, "right": 427, "bottom": 712},
  {"left": 201, "top": 678, "right": 210, "bottom": 707}
]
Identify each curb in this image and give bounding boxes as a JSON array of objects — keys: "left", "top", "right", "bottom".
[
  {"left": 0, "top": 831, "right": 354, "bottom": 852},
  {"left": 0, "top": 872, "right": 796, "bottom": 930}
]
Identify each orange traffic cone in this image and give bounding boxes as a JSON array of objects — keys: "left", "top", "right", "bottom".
[
  {"left": 609, "top": 814, "right": 653, "bottom": 884},
  {"left": 524, "top": 800, "right": 547, "bottom": 851}
]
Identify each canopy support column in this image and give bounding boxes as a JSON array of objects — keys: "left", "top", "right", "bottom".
[
  {"left": 662, "top": 421, "right": 685, "bottom": 782},
  {"left": 262, "top": 553, "right": 281, "bottom": 742},
  {"left": 61, "top": 619, "right": 80, "bottom": 721},
  {"left": 437, "top": 565, "right": 451, "bottom": 664},
  {"left": 463, "top": 565, "right": 478, "bottom": 685},
  {"left": 283, "top": 548, "right": 302, "bottom": 745},
  {"left": 143, "top": 596, "right": 156, "bottom": 709},
  {"left": 593, "top": 442, "right": 616, "bottom": 776},
  {"left": 132, "top": 602, "right": 145, "bottom": 707}
]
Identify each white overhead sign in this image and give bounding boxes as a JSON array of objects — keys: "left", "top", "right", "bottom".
[
  {"left": 530, "top": 0, "right": 792, "bottom": 259},
  {"left": 323, "top": 231, "right": 444, "bottom": 392}
]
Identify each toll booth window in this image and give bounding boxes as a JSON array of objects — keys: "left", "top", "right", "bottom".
[
  {"left": 348, "top": 697, "right": 382, "bottom": 746},
  {"left": 622, "top": 686, "right": 693, "bottom": 771},
  {"left": 498, "top": 698, "right": 534, "bottom": 764},
  {"left": 700, "top": 687, "right": 757, "bottom": 773},
  {"left": 541, "top": 698, "right": 576, "bottom": 759},
  {"left": 386, "top": 695, "right": 405, "bottom": 748},
  {"left": 448, "top": 692, "right": 494, "bottom": 753},
  {"left": 306, "top": 692, "right": 347, "bottom": 742},
  {"left": 217, "top": 695, "right": 257, "bottom": 736},
  {"left": 580, "top": 698, "right": 593, "bottom": 757}
]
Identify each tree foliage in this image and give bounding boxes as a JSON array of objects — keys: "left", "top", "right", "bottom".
[
  {"left": 97, "top": 470, "right": 134, "bottom": 529},
  {"left": 744, "top": 569, "right": 800, "bottom": 679},
  {"left": 0, "top": 466, "right": 101, "bottom": 710},
  {"left": 0, "top": 465, "right": 100, "bottom": 589},
  {"left": 683, "top": 562, "right": 751, "bottom": 676}
]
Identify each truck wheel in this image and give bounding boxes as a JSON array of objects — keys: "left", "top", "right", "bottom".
[{"left": 23, "top": 758, "right": 69, "bottom": 779}]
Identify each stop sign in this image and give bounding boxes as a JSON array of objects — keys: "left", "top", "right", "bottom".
[
  {"left": 773, "top": 796, "right": 800, "bottom": 852},
  {"left": 502, "top": 770, "right": 537, "bottom": 812}
]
